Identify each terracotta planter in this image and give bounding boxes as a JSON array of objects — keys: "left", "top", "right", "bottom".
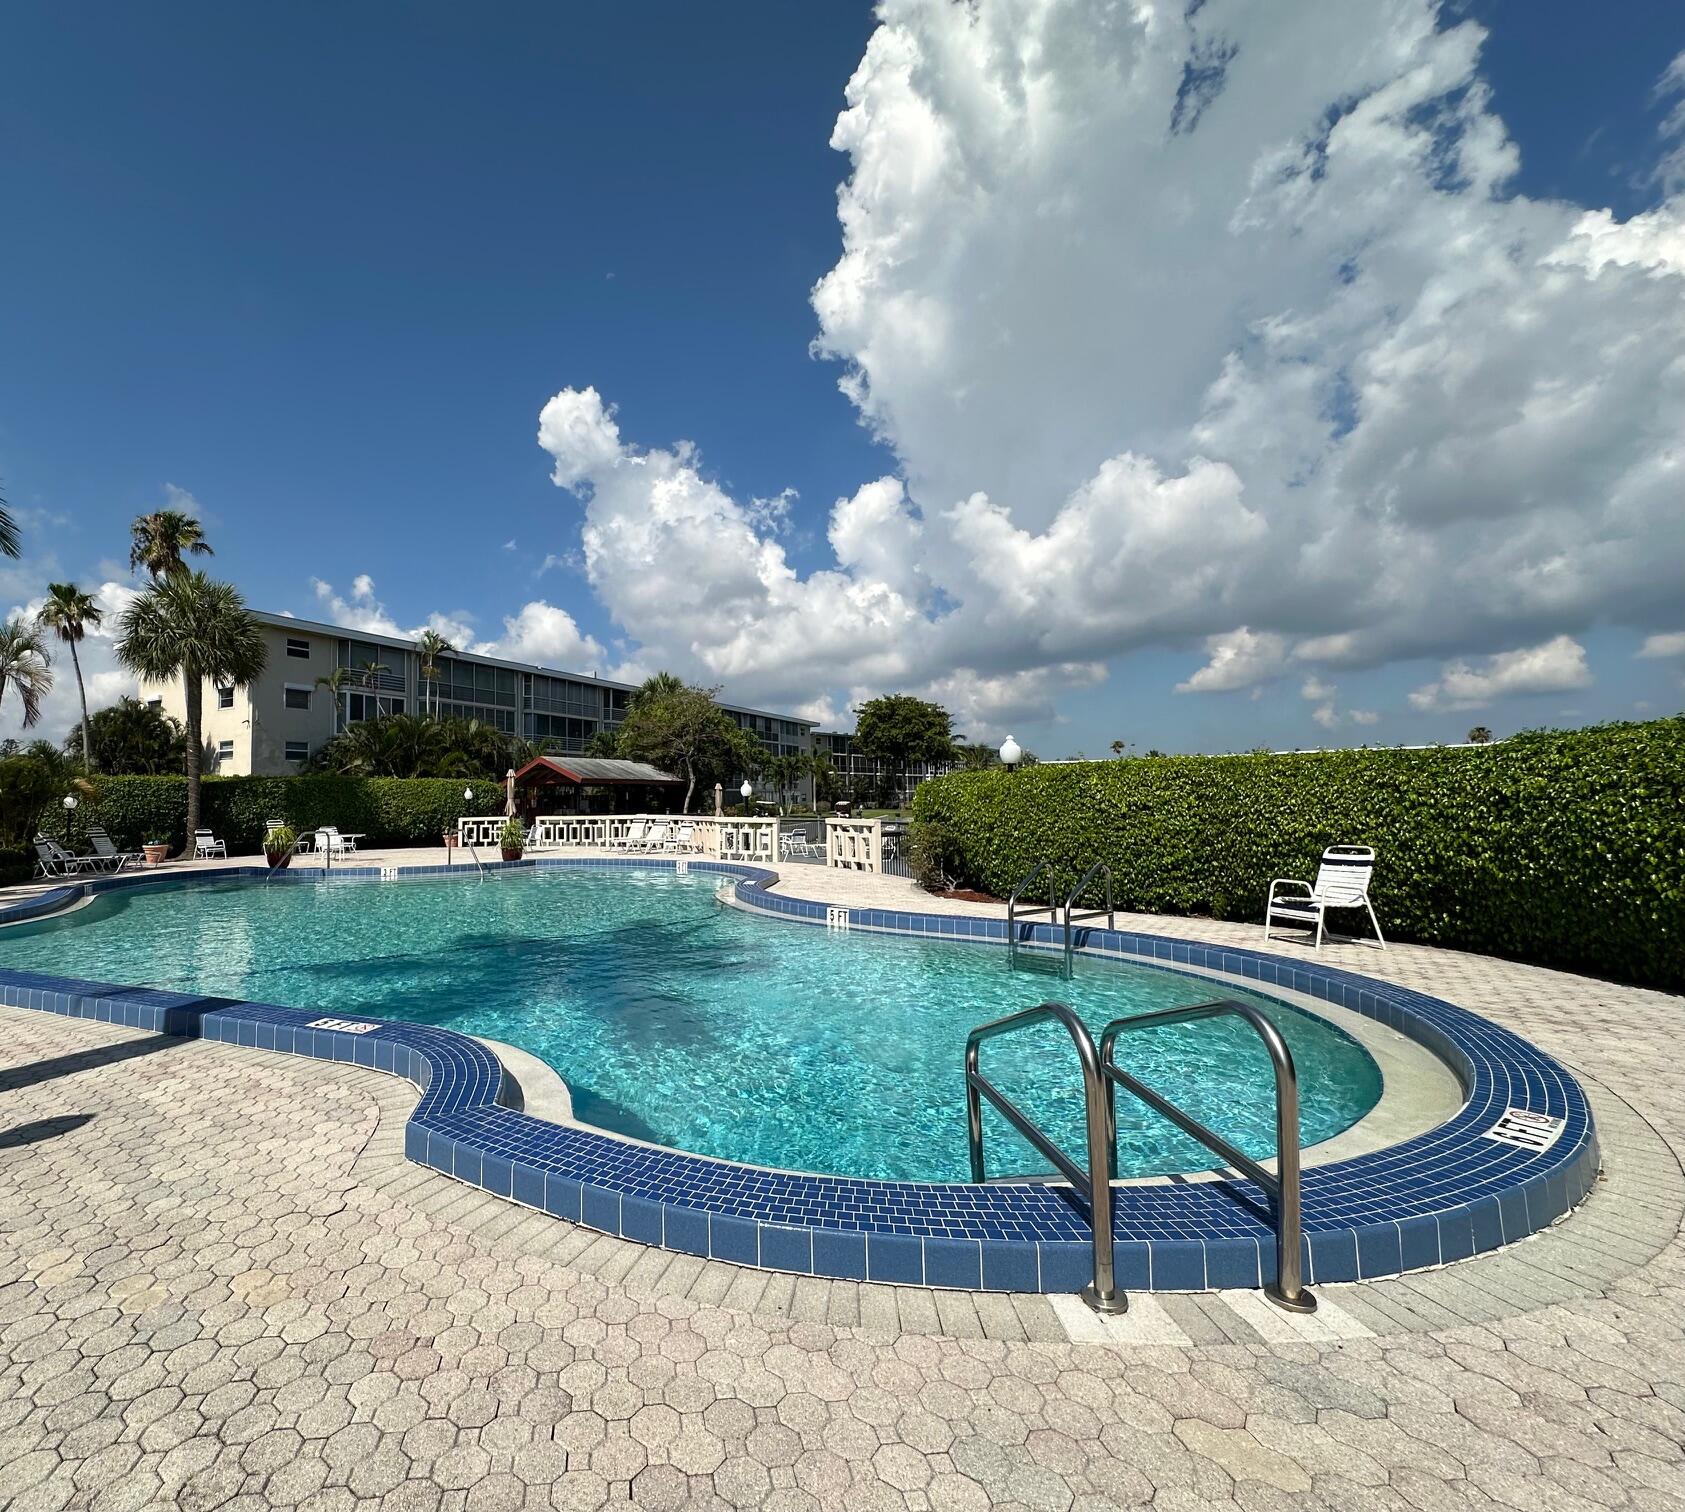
[
  {"left": 501, "top": 846, "right": 523, "bottom": 863},
  {"left": 265, "top": 852, "right": 291, "bottom": 871},
  {"left": 142, "top": 843, "right": 170, "bottom": 866},
  {"left": 443, "top": 834, "right": 458, "bottom": 849}
]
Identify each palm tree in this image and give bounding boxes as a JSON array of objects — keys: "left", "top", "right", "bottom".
[
  {"left": 0, "top": 620, "right": 53, "bottom": 730},
  {"left": 415, "top": 630, "right": 454, "bottom": 718},
  {"left": 36, "top": 583, "right": 102, "bottom": 769},
  {"left": 0, "top": 485, "right": 18, "bottom": 559},
  {"left": 1466, "top": 726, "right": 1494, "bottom": 745},
  {"left": 314, "top": 666, "right": 357, "bottom": 737},
  {"left": 116, "top": 572, "right": 266, "bottom": 857},
  {"left": 358, "top": 659, "right": 391, "bottom": 720},
  {"left": 129, "top": 509, "right": 213, "bottom": 580}
]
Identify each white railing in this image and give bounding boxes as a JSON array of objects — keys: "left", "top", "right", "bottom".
[
  {"left": 497, "top": 814, "right": 779, "bottom": 863},
  {"left": 825, "top": 817, "right": 883, "bottom": 872},
  {"left": 456, "top": 816, "right": 507, "bottom": 847}
]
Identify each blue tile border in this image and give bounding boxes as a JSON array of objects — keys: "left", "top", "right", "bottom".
[{"left": 0, "top": 857, "right": 1599, "bottom": 1296}]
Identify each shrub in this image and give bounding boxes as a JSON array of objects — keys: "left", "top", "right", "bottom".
[
  {"left": 81, "top": 775, "right": 507, "bottom": 855},
  {"left": 906, "top": 820, "right": 962, "bottom": 891},
  {"left": 911, "top": 718, "right": 1685, "bottom": 991}
]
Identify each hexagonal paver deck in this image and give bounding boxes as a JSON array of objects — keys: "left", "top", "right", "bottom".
[{"left": 1, "top": 857, "right": 1682, "bottom": 1508}]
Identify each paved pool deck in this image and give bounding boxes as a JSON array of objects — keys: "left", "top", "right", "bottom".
[{"left": 1, "top": 848, "right": 1681, "bottom": 1509}]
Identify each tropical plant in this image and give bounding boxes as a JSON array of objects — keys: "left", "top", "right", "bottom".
[
  {"left": 585, "top": 727, "right": 621, "bottom": 757},
  {"left": 36, "top": 582, "right": 102, "bottom": 769},
  {"left": 615, "top": 676, "right": 765, "bottom": 813},
  {"left": 262, "top": 824, "right": 297, "bottom": 860},
  {"left": 314, "top": 665, "right": 357, "bottom": 736},
  {"left": 955, "top": 744, "right": 997, "bottom": 771},
  {"left": 810, "top": 752, "right": 838, "bottom": 806},
  {"left": 128, "top": 509, "right": 213, "bottom": 579},
  {"left": 764, "top": 752, "right": 812, "bottom": 814},
  {"left": 1466, "top": 726, "right": 1494, "bottom": 745},
  {"left": 852, "top": 694, "right": 956, "bottom": 809},
  {"left": 1109, "top": 739, "right": 1130, "bottom": 757},
  {"left": 116, "top": 571, "right": 266, "bottom": 857},
  {"left": 0, "top": 619, "right": 53, "bottom": 731},
  {"left": 357, "top": 659, "right": 391, "bottom": 719},
  {"left": 307, "top": 713, "right": 523, "bottom": 780},
  {"left": 415, "top": 630, "right": 454, "bottom": 718},
  {"left": 0, "top": 753, "right": 58, "bottom": 847},
  {"left": 0, "top": 486, "right": 18, "bottom": 559},
  {"left": 499, "top": 817, "right": 526, "bottom": 854},
  {"left": 71, "top": 697, "right": 186, "bottom": 774}
]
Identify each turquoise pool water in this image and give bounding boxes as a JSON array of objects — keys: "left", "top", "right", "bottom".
[{"left": 0, "top": 869, "right": 1383, "bottom": 1181}]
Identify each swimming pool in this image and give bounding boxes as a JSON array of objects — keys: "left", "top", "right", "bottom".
[{"left": 0, "top": 866, "right": 1381, "bottom": 1182}]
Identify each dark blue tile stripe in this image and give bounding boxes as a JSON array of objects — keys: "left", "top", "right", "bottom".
[{"left": 0, "top": 856, "right": 1597, "bottom": 1294}]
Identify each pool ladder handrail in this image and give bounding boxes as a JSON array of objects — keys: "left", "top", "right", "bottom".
[
  {"left": 964, "top": 996, "right": 1315, "bottom": 1315},
  {"left": 464, "top": 839, "right": 498, "bottom": 881},
  {"left": 1006, "top": 862, "right": 1057, "bottom": 964},
  {"left": 1062, "top": 862, "right": 1114, "bottom": 973}
]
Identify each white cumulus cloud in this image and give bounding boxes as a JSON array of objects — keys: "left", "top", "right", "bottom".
[{"left": 1409, "top": 634, "right": 1592, "bottom": 711}]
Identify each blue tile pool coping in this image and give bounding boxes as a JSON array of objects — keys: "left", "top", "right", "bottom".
[{"left": 0, "top": 859, "right": 1599, "bottom": 1294}]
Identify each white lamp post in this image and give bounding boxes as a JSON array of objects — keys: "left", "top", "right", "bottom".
[
  {"left": 999, "top": 735, "right": 1022, "bottom": 771},
  {"left": 62, "top": 793, "right": 79, "bottom": 847},
  {"left": 740, "top": 779, "right": 753, "bottom": 809}
]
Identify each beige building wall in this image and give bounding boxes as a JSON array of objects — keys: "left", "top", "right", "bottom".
[{"left": 141, "top": 622, "right": 351, "bottom": 776}]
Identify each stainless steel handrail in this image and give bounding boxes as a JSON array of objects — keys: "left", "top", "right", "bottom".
[
  {"left": 1099, "top": 999, "right": 1315, "bottom": 1313},
  {"left": 464, "top": 840, "right": 498, "bottom": 880},
  {"left": 1007, "top": 861, "right": 1057, "bottom": 964},
  {"left": 1062, "top": 862, "right": 1114, "bottom": 971},
  {"left": 964, "top": 1002, "right": 1125, "bottom": 1314}
]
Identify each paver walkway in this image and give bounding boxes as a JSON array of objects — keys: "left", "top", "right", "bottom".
[{"left": 1, "top": 855, "right": 1682, "bottom": 1509}]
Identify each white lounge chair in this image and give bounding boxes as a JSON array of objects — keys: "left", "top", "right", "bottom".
[
  {"left": 194, "top": 830, "right": 227, "bottom": 859},
  {"left": 1266, "top": 845, "right": 1386, "bottom": 950},
  {"left": 33, "top": 836, "right": 102, "bottom": 877},
  {"left": 641, "top": 823, "right": 670, "bottom": 852},
  {"left": 665, "top": 824, "right": 701, "bottom": 854},
  {"left": 613, "top": 821, "right": 648, "bottom": 852},
  {"left": 86, "top": 826, "right": 142, "bottom": 872}
]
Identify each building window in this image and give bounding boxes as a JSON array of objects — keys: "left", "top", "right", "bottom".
[
  {"left": 216, "top": 685, "right": 233, "bottom": 709},
  {"left": 284, "top": 741, "right": 309, "bottom": 763},
  {"left": 283, "top": 686, "right": 311, "bottom": 711},
  {"left": 215, "top": 739, "right": 234, "bottom": 767},
  {"left": 286, "top": 638, "right": 310, "bottom": 659}
]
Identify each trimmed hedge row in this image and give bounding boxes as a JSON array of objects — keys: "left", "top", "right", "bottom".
[
  {"left": 911, "top": 718, "right": 1685, "bottom": 991},
  {"left": 82, "top": 776, "right": 508, "bottom": 856}
]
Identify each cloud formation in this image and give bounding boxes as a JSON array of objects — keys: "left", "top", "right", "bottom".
[
  {"left": 523, "top": 0, "right": 1682, "bottom": 736},
  {"left": 1409, "top": 634, "right": 1592, "bottom": 711}
]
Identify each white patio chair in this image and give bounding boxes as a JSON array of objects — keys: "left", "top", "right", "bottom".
[
  {"left": 666, "top": 824, "right": 701, "bottom": 854},
  {"left": 1265, "top": 845, "right": 1386, "bottom": 950},
  {"left": 638, "top": 823, "right": 669, "bottom": 852},
  {"left": 86, "top": 826, "right": 142, "bottom": 872},
  {"left": 320, "top": 827, "right": 353, "bottom": 856},
  {"left": 612, "top": 821, "right": 648, "bottom": 852},
  {"left": 194, "top": 830, "right": 227, "bottom": 859}
]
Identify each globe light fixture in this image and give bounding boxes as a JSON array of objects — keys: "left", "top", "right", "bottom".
[
  {"left": 740, "top": 779, "right": 753, "bottom": 800},
  {"left": 62, "top": 792, "right": 79, "bottom": 847},
  {"left": 1000, "top": 735, "right": 1022, "bottom": 769}
]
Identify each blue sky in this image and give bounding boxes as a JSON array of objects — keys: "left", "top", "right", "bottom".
[{"left": 3, "top": 0, "right": 1683, "bottom": 753}]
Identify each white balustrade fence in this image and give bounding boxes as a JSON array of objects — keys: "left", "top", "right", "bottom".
[
  {"left": 455, "top": 816, "right": 507, "bottom": 848},
  {"left": 825, "top": 818, "right": 883, "bottom": 872},
  {"left": 477, "top": 813, "right": 780, "bottom": 863}
]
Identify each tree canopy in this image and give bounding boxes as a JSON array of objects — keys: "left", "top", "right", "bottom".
[
  {"left": 853, "top": 695, "right": 955, "bottom": 771},
  {"left": 70, "top": 697, "right": 187, "bottom": 775},
  {"left": 613, "top": 677, "right": 764, "bottom": 812}
]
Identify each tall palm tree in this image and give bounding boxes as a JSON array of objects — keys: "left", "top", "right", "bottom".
[
  {"left": 415, "top": 630, "right": 454, "bottom": 718},
  {"left": 314, "top": 666, "right": 357, "bottom": 737},
  {"left": 36, "top": 583, "right": 102, "bottom": 769},
  {"left": 129, "top": 509, "right": 213, "bottom": 580},
  {"left": 116, "top": 572, "right": 266, "bottom": 857},
  {"left": 0, "top": 620, "right": 53, "bottom": 730},
  {"left": 358, "top": 659, "right": 391, "bottom": 720}
]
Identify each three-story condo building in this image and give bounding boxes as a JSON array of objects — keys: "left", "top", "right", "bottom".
[{"left": 139, "top": 610, "right": 814, "bottom": 777}]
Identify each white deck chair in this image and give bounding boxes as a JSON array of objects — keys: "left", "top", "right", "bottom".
[
  {"left": 33, "top": 836, "right": 101, "bottom": 877},
  {"left": 613, "top": 821, "right": 648, "bottom": 851},
  {"left": 193, "top": 830, "right": 227, "bottom": 859},
  {"left": 86, "top": 826, "right": 142, "bottom": 872},
  {"left": 1266, "top": 845, "right": 1386, "bottom": 950},
  {"left": 666, "top": 824, "right": 700, "bottom": 853},
  {"left": 640, "top": 823, "right": 669, "bottom": 852}
]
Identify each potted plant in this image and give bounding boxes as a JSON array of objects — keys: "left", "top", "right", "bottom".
[
  {"left": 142, "top": 837, "right": 170, "bottom": 866},
  {"left": 499, "top": 817, "right": 526, "bottom": 862},
  {"left": 263, "top": 824, "right": 297, "bottom": 870}
]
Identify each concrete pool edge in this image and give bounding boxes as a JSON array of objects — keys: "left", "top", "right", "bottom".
[{"left": 0, "top": 859, "right": 1599, "bottom": 1296}]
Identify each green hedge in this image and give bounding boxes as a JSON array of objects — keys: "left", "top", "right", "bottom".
[
  {"left": 83, "top": 776, "right": 508, "bottom": 856},
  {"left": 912, "top": 718, "right": 1685, "bottom": 991}
]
